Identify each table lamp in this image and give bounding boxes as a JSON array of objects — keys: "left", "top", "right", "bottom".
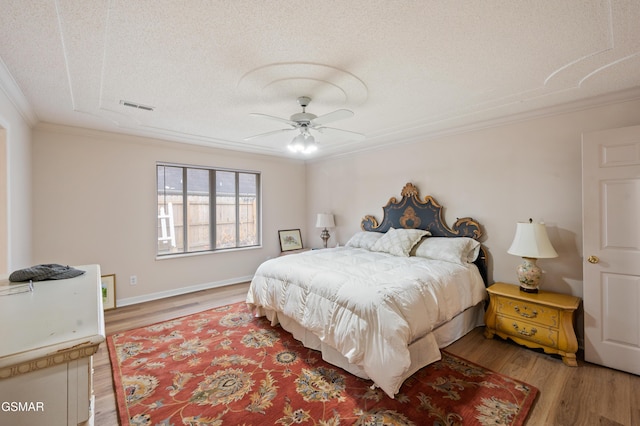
[
  {"left": 316, "top": 213, "right": 335, "bottom": 248},
  {"left": 507, "top": 219, "right": 558, "bottom": 293}
]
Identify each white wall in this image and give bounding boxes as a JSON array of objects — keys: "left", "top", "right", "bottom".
[
  {"left": 306, "top": 98, "right": 640, "bottom": 301},
  {"left": 0, "top": 87, "right": 32, "bottom": 273},
  {"left": 27, "top": 98, "right": 640, "bottom": 311},
  {"left": 32, "top": 124, "right": 306, "bottom": 305},
  {"left": 0, "top": 129, "right": 6, "bottom": 274}
]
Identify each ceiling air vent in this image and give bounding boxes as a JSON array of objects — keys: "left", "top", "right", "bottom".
[{"left": 120, "top": 100, "right": 155, "bottom": 111}]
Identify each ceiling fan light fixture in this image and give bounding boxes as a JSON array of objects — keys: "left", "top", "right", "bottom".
[
  {"left": 303, "top": 136, "right": 318, "bottom": 154},
  {"left": 288, "top": 131, "right": 317, "bottom": 154},
  {"left": 288, "top": 133, "right": 306, "bottom": 152}
]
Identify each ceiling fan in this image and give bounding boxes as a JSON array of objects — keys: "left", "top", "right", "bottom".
[{"left": 245, "top": 96, "right": 365, "bottom": 154}]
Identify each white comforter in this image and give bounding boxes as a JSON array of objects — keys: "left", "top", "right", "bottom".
[{"left": 246, "top": 247, "right": 487, "bottom": 397}]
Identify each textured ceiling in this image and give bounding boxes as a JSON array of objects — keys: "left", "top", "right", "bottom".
[{"left": 1, "top": 0, "right": 640, "bottom": 159}]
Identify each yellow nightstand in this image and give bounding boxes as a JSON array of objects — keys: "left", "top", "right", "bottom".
[{"left": 484, "top": 282, "right": 581, "bottom": 366}]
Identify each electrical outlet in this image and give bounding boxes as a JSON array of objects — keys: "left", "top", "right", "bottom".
[{"left": 130, "top": 275, "right": 137, "bottom": 285}]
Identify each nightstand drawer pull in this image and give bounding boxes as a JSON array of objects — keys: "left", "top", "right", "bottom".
[
  {"left": 514, "top": 305, "right": 538, "bottom": 318},
  {"left": 512, "top": 322, "right": 537, "bottom": 337}
]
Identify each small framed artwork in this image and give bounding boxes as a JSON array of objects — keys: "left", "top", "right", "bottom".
[
  {"left": 101, "top": 274, "right": 116, "bottom": 311},
  {"left": 279, "top": 229, "right": 303, "bottom": 252}
]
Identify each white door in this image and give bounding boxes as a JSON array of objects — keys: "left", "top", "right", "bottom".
[{"left": 582, "top": 125, "right": 640, "bottom": 375}]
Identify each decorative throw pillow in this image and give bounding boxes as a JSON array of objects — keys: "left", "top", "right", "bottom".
[
  {"left": 370, "top": 228, "right": 430, "bottom": 257},
  {"left": 345, "top": 231, "right": 384, "bottom": 250},
  {"left": 413, "top": 237, "right": 481, "bottom": 264}
]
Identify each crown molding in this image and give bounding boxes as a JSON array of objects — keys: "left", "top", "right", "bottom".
[
  {"left": 0, "top": 57, "right": 38, "bottom": 126},
  {"left": 308, "top": 87, "right": 640, "bottom": 162}
]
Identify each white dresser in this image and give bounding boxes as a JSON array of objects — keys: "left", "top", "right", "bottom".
[{"left": 0, "top": 265, "right": 106, "bottom": 426}]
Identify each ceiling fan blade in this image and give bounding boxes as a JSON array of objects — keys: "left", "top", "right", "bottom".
[
  {"left": 311, "top": 109, "right": 354, "bottom": 126},
  {"left": 244, "top": 128, "right": 296, "bottom": 141},
  {"left": 249, "top": 112, "right": 298, "bottom": 127},
  {"left": 316, "top": 126, "right": 365, "bottom": 141}
]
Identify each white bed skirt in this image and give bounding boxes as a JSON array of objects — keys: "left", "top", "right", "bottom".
[{"left": 259, "top": 302, "right": 485, "bottom": 384}]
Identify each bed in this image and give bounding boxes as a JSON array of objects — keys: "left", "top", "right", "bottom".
[{"left": 246, "top": 183, "right": 489, "bottom": 398}]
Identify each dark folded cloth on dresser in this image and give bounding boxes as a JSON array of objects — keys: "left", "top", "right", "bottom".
[{"left": 9, "top": 264, "right": 85, "bottom": 282}]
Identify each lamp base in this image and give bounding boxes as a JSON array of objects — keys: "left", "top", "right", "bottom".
[
  {"left": 516, "top": 257, "right": 542, "bottom": 293},
  {"left": 320, "top": 228, "right": 330, "bottom": 249}
]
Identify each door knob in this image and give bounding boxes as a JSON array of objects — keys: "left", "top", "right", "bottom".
[{"left": 587, "top": 255, "right": 599, "bottom": 264}]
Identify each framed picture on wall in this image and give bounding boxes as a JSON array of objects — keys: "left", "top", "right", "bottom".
[
  {"left": 278, "top": 229, "right": 303, "bottom": 252},
  {"left": 101, "top": 274, "right": 116, "bottom": 310}
]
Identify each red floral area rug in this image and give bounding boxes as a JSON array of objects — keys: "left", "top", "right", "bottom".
[{"left": 108, "top": 302, "right": 537, "bottom": 426}]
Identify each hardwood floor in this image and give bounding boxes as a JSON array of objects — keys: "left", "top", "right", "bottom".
[
  {"left": 93, "top": 282, "right": 251, "bottom": 426},
  {"left": 94, "top": 283, "right": 639, "bottom": 426}
]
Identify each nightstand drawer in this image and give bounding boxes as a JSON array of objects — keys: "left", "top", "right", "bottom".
[
  {"left": 496, "top": 315, "right": 558, "bottom": 348},
  {"left": 496, "top": 297, "right": 560, "bottom": 328}
]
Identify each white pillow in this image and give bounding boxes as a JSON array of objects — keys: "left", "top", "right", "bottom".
[
  {"left": 370, "top": 228, "right": 430, "bottom": 257},
  {"left": 413, "top": 237, "right": 481, "bottom": 264},
  {"left": 345, "top": 231, "right": 384, "bottom": 250}
]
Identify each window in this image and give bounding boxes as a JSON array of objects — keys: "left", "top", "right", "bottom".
[{"left": 157, "top": 163, "right": 260, "bottom": 256}]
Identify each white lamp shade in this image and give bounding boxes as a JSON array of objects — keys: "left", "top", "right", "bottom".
[
  {"left": 508, "top": 222, "right": 558, "bottom": 258},
  {"left": 316, "top": 213, "right": 335, "bottom": 228}
]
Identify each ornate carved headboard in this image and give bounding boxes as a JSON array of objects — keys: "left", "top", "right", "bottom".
[{"left": 360, "top": 183, "right": 488, "bottom": 285}]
